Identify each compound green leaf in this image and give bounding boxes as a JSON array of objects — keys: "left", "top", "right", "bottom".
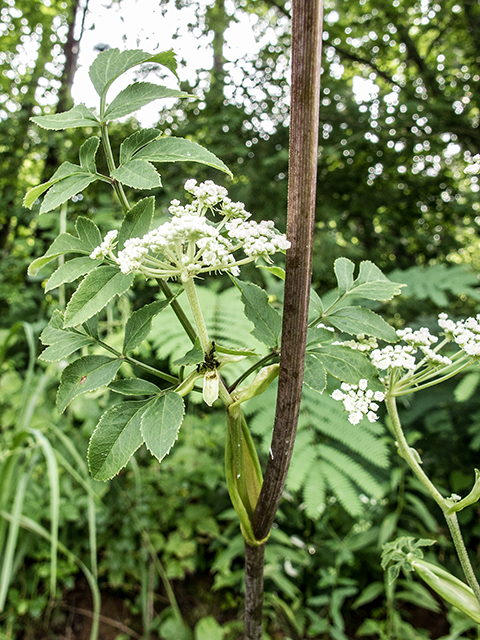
[
  {"left": 117, "top": 196, "right": 154, "bottom": 250},
  {"left": 39, "top": 333, "right": 96, "bottom": 362},
  {"left": 104, "top": 82, "right": 192, "bottom": 120},
  {"left": 31, "top": 104, "right": 100, "bottom": 130},
  {"left": 123, "top": 299, "right": 171, "bottom": 352},
  {"left": 108, "top": 379, "right": 161, "bottom": 396},
  {"left": 134, "top": 136, "right": 232, "bottom": 176},
  {"left": 120, "top": 128, "right": 161, "bottom": 165},
  {"left": 312, "top": 345, "right": 378, "bottom": 385},
  {"left": 112, "top": 159, "right": 161, "bottom": 189},
  {"left": 45, "top": 257, "right": 103, "bottom": 292},
  {"left": 40, "top": 174, "right": 99, "bottom": 214},
  {"left": 28, "top": 217, "right": 102, "bottom": 276},
  {"left": 303, "top": 354, "right": 327, "bottom": 394},
  {"left": 231, "top": 277, "right": 282, "bottom": 348},
  {"left": 348, "top": 261, "right": 404, "bottom": 301},
  {"left": 88, "top": 400, "right": 149, "bottom": 480},
  {"left": 334, "top": 257, "right": 355, "bottom": 296},
  {"left": 89, "top": 48, "right": 178, "bottom": 102},
  {"left": 57, "top": 355, "right": 122, "bottom": 413},
  {"left": 79, "top": 136, "right": 100, "bottom": 173},
  {"left": 64, "top": 266, "right": 134, "bottom": 327},
  {"left": 24, "top": 161, "right": 89, "bottom": 209},
  {"left": 328, "top": 306, "right": 398, "bottom": 342},
  {"left": 141, "top": 391, "right": 185, "bottom": 463}
]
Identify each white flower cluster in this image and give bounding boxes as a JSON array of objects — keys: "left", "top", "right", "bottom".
[
  {"left": 331, "top": 379, "right": 385, "bottom": 425},
  {"left": 370, "top": 344, "right": 417, "bottom": 371},
  {"left": 439, "top": 312, "right": 480, "bottom": 357},
  {"left": 333, "top": 334, "right": 378, "bottom": 352},
  {"left": 464, "top": 154, "right": 480, "bottom": 175},
  {"left": 90, "top": 229, "right": 119, "bottom": 260},
  {"left": 90, "top": 181, "right": 290, "bottom": 281}
]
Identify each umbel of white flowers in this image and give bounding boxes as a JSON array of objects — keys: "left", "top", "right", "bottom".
[
  {"left": 90, "top": 180, "right": 290, "bottom": 281},
  {"left": 331, "top": 313, "right": 480, "bottom": 425}
]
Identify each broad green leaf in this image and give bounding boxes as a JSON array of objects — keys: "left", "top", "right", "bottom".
[
  {"left": 45, "top": 257, "right": 103, "bottom": 292},
  {"left": 120, "top": 128, "right": 161, "bottom": 165},
  {"left": 215, "top": 344, "right": 257, "bottom": 356},
  {"left": 231, "top": 277, "right": 282, "bottom": 348},
  {"left": 89, "top": 48, "right": 178, "bottom": 102},
  {"left": 117, "top": 196, "right": 154, "bottom": 250},
  {"left": 348, "top": 261, "right": 404, "bottom": 301},
  {"left": 57, "top": 355, "right": 122, "bottom": 413},
  {"left": 173, "top": 339, "right": 203, "bottom": 366},
  {"left": 28, "top": 217, "right": 102, "bottom": 275},
  {"left": 111, "top": 159, "right": 161, "bottom": 189},
  {"left": 312, "top": 345, "right": 379, "bottom": 385},
  {"left": 79, "top": 136, "right": 100, "bottom": 173},
  {"left": 88, "top": 400, "right": 149, "bottom": 480},
  {"left": 108, "top": 379, "right": 161, "bottom": 396},
  {"left": 39, "top": 333, "right": 96, "bottom": 362},
  {"left": 195, "top": 616, "right": 225, "bottom": 640},
  {"left": 141, "top": 391, "right": 185, "bottom": 463},
  {"left": 328, "top": 306, "right": 398, "bottom": 342},
  {"left": 134, "top": 136, "right": 232, "bottom": 176},
  {"left": 309, "top": 288, "right": 324, "bottom": 316},
  {"left": 303, "top": 354, "right": 327, "bottom": 394},
  {"left": 306, "top": 326, "right": 336, "bottom": 347},
  {"left": 257, "top": 265, "right": 285, "bottom": 280},
  {"left": 334, "top": 257, "right": 355, "bottom": 296},
  {"left": 24, "top": 161, "right": 90, "bottom": 209},
  {"left": 40, "top": 174, "right": 98, "bottom": 214},
  {"left": 123, "top": 299, "right": 171, "bottom": 352},
  {"left": 64, "top": 266, "right": 134, "bottom": 327},
  {"left": 82, "top": 315, "right": 99, "bottom": 339},
  {"left": 104, "top": 82, "right": 192, "bottom": 120},
  {"left": 31, "top": 104, "right": 100, "bottom": 130}
]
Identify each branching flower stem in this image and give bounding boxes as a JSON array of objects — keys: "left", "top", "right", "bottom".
[{"left": 385, "top": 394, "right": 480, "bottom": 603}]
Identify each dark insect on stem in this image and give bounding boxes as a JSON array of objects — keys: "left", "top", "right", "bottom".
[{"left": 196, "top": 341, "right": 220, "bottom": 373}]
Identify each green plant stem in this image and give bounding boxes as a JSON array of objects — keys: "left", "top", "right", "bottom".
[
  {"left": 157, "top": 280, "right": 197, "bottom": 344},
  {"left": 385, "top": 394, "right": 480, "bottom": 603},
  {"left": 182, "top": 277, "right": 210, "bottom": 353},
  {"left": 228, "top": 350, "right": 279, "bottom": 393}
]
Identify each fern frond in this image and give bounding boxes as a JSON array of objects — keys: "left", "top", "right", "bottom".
[
  {"left": 320, "top": 445, "right": 384, "bottom": 499},
  {"left": 302, "top": 467, "right": 326, "bottom": 520},
  {"left": 321, "top": 461, "right": 363, "bottom": 517},
  {"left": 389, "top": 264, "right": 480, "bottom": 306},
  {"left": 286, "top": 433, "right": 317, "bottom": 492},
  {"left": 300, "top": 388, "right": 389, "bottom": 468}
]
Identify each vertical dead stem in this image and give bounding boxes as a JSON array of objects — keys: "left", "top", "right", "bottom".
[{"left": 243, "top": 1, "right": 324, "bottom": 638}]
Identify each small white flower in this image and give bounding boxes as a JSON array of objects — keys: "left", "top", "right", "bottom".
[
  {"left": 370, "top": 345, "right": 417, "bottom": 371},
  {"left": 331, "top": 381, "right": 385, "bottom": 425},
  {"left": 90, "top": 229, "right": 119, "bottom": 259}
]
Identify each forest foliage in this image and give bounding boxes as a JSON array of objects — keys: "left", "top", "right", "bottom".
[{"left": 1, "top": 0, "right": 480, "bottom": 638}]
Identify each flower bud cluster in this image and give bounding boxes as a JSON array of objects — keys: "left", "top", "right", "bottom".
[
  {"left": 90, "top": 180, "right": 289, "bottom": 281},
  {"left": 90, "top": 229, "right": 119, "bottom": 260},
  {"left": 331, "top": 379, "right": 385, "bottom": 425}
]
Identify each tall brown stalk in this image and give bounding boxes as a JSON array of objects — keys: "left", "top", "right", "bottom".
[{"left": 243, "top": 1, "right": 324, "bottom": 638}]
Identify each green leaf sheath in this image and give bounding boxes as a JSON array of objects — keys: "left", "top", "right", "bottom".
[
  {"left": 328, "top": 306, "right": 398, "bottom": 342},
  {"left": 103, "top": 83, "right": 193, "bottom": 121},
  {"left": 57, "top": 355, "right": 123, "bottom": 413},
  {"left": 231, "top": 277, "right": 282, "bottom": 348},
  {"left": 64, "top": 266, "right": 134, "bottom": 327},
  {"left": 122, "top": 299, "right": 171, "bottom": 353},
  {"left": 117, "top": 196, "right": 154, "bottom": 250},
  {"left": 88, "top": 400, "right": 150, "bottom": 480},
  {"left": 141, "top": 392, "right": 185, "bottom": 463}
]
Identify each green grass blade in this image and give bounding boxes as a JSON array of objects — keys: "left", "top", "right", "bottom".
[
  {"left": 28, "top": 429, "right": 60, "bottom": 599},
  {"left": 0, "top": 454, "right": 36, "bottom": 611},
  {"left": 0, "top": 510, "right": 101, "bottom": 640}
]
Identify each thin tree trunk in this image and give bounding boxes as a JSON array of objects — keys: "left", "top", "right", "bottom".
[{"left": 243, "top": 1, "right": 324, "bottom": 638}]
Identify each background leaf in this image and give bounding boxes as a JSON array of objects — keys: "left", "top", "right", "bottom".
[{"left": 57, "top": 356, "right": 122, "bottom": 413}]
